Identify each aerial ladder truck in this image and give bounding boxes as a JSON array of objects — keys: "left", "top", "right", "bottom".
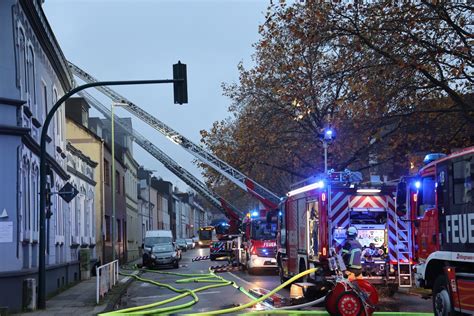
[
  {"left": 78, "top": 90, "right": 243, "bottom": 234},
  {"left": 69, "top": 62, "right": 282, "bottom": 272}
]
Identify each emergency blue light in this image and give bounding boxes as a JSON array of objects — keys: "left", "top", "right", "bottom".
[
  {"left": 415, "top": 181, "right": 421, "bottom": 189},
  {"left": 251, "top": 211, "right": 259, "bottom": 217},
  {"left": 278, "top": 211, "right": 282, "bottom": 216},
  {"left": 323, "top": 128, "right": 335, "bottom": 141}
]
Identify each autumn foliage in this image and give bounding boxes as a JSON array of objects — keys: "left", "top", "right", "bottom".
[{"left": 200, "top": 0, "right": 473, "bottom": 208}]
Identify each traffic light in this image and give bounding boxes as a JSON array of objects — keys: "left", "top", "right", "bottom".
[{"left": 173, "top": 61, "right": 188, "bottom": 104}]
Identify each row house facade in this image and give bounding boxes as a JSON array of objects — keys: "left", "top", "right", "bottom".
[
  {"left": 65, "top": 98, "right": 105, "bottom": 265},
  {"left": 0, "top": 0, "right": 82, "bottom": 312},
  {"left": 66, "top": 142, "right": 97, "bottom": 274}
]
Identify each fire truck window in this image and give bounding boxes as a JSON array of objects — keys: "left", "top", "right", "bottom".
[
  {"left": 307, "top": 201, "right": 319, "bottom": 257},
  {"left": 279, "top": 207, "right": 286, "bottom": 247},
  {"left": 251, "top": 220, "right": 277, "bottom": 240},
  {"left": 453, "top": 157, "right": 473, "bottom": 204},
  {"left": 350, "top": 210, "right": 386, "bottom": 224},
  {"left": 418, "top": 176, "right": 436, "bottom": 216}
]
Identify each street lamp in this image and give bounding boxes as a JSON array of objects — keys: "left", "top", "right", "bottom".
[
  {"left": 38, "top": 63, "right": 187, "bottom": 309},
  {"left": 319, "top": 127, "right": 336, "bottom": 174}
]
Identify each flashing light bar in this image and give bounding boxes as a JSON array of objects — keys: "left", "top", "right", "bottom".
[
  {"left": 251, "top": 211, "right": 259, "bottom": 217},
  {"left": 356, "top": 188, "right": 381, "bottom": 194},
  {"left": 415, "top": 181, "right": 421, "bottom": 189},
  {"left": 287, "top": 181, "right": 324, "bottom": 197}
]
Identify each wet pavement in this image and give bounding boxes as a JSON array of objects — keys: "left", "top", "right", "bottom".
[{"left": 117, "top": 247, "right": 433, "bottom": 314}]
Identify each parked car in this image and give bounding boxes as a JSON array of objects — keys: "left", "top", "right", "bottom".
[
  {"left": 142, "top": 230, "right": 174, "bottom": 266},
  {"left": 185, "top": 238, "right": 195, "bottom": 249},
  {"left": 149, "top": 244, "right": 180, "bottom": 269},
  {"left": 176, "top": 239, "right": 188, "bottom": 252}
]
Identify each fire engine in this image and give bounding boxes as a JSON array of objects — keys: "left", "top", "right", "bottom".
[
  {"left": 396, "top": 147, "right": 474, "bottom": 315},
  {"left": 277, "top": 170, "right": 409, "bottom": 295},
  {"left": 237, "top": 209, "right": 278, "bottom": 274}
]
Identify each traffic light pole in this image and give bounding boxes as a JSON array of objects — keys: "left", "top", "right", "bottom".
[{"left": 38, "top": 77, "right": 183, "bottom": 309}]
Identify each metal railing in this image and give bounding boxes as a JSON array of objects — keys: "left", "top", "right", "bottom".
[{"left": 96, "top": 260, "right": 119, "bottom": 304}]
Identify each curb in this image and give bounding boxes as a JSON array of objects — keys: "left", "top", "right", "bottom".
[{"left": 100, "top": 270, "right": 141, "bottom": 313}]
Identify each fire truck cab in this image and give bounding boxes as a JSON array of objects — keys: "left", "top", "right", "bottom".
[
  {"left": 239, "top": 209, "right": 278, "bottom": 274},
  {"left": 278, "top": 170, "right": 404, "bottom": 295},
  {"left": 397, "top": 147, "right": 474, "bottom": 315}
]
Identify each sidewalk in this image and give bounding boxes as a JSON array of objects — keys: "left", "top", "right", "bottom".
[{"left": 15, "top": 262, "right": 140, "bottom": 316}]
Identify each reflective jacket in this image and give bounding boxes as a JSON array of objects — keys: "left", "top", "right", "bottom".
[{"left": 341, "top": 238, "right": 362, "bottom": 270}]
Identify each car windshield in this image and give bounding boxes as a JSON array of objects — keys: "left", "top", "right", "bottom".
[
  {"left": 251, "top": 220, "right": 277, "bottom": 240},
  {"left": 152, "top": 244, "right": 174, "bottom": 253},
  {"left": 176, "top": 239, "right": 186, "bottom": 244},
  {"left": 145, "top": 237, "right": 172, "bottom": 247}
]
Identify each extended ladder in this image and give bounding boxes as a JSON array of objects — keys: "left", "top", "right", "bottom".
[
  {"left": 396, "top": 218, "right": 413, "bottom": 287},
  {"left": 69, "top": 62, "right": 281, "bottom": 209},
  {"left": 79, "top": 90, "right": 243, "bottom": 223}
]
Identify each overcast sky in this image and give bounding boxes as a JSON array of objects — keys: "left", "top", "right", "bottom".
[{"left": 43, "top": 0, "right": 269, "bottom": 192}]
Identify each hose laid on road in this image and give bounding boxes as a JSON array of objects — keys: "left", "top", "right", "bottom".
[{"left": 187, "top": 267, "right": 319, "bottom": 315}]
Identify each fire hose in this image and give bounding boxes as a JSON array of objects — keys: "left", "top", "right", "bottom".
[{"left": 100, "top": 265, "right": 434, "bottom": 315}]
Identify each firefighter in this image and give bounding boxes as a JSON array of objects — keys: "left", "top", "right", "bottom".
[{"left": 341, "top": 226, "right": 363, "bottom": 280}]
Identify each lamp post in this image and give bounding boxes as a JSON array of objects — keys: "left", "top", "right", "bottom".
[
  {"left": 319, "top": 127, "right": 335, "bottom": 174},
  {"left": 38, "top": 65, "right": 187, "bottom": 309}
]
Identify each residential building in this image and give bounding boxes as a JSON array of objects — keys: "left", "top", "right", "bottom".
[
  {"left": 0, "top": 0, "right": 77, "bottom": 312},
  {"left": 89, "top": 118, "right": 127, "bottom": 264},
  {"left": 138, "top": 167, "right": 157, "bottom": 233},
  {"left": 66, "top": 98, "right": 105, "bottom": 265},
  {"left": 151, "top": 178, "right": 174, "bottom": 234},
  {"left": 113, "top": 118, "right": 140, "bottom": 261},
  {"left": 66, "top": 142, "right": 97, "bottom": 278}
]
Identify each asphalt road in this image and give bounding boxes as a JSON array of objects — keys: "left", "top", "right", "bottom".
[{"left": 117, "top": 247, "right": 433, "bottom": 314}]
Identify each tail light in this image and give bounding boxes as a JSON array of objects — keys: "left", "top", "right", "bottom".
[{"left": 322, "top": 247, "right": 327, "bottom": 256}]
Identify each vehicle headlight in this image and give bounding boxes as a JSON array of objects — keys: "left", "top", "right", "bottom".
[
  {"left": 151, "top": 254, "right": 156, "bottom": 259},
  {"left": 198, "top": 241, "right": 202, "bottom": 245},
  {"left": 172, "top": 253, "right": 177, "bottom": 258}
]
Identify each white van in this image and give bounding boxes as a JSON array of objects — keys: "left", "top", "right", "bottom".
[{"left": 143, "top": 230, "right": 173, "bottom": 252}]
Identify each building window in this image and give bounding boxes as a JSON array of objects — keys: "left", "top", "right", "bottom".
[
  {"left": 17, "top": 26, "right": 27, "bottom": 98},
  {"left": 105, "top": 215, "right": 111, "bottom": 241},
  {"left": 22, "top": 163, "right": 30, "bottom": 232},
  {"left": 104, "top": 159, "right": 110, "bottom": 185},
  {"left": 42, "top": 81, "right": 47, "bottom": 123},
  {"left": 26, "top": 45, "right": 36, "bottom": 114},
  {"left": 116, "top": 171, "right": 120, "bottom": 193}
]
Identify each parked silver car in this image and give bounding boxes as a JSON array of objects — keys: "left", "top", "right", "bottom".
[
  {"left": 149, "top": 244, "right": 180, "bottom": 268},
  {"left": 185, "top": 238, "right": 195, "bottom": 249}
]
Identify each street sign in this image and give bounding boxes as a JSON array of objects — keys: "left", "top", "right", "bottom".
[{"left": 58, "top": 182, "right": 79, "bottom": 203}]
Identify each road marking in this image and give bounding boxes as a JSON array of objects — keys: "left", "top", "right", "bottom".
[{"left": 226, "top": 271, "right": 253, "bottom": 286}]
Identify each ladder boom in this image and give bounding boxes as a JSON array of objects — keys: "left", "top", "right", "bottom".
[
  {"left": 69, "top": 62, "right": 280, "bottom": 209},
  {"left": 79, "top": 90, "right": 243, "bottom": 221}
]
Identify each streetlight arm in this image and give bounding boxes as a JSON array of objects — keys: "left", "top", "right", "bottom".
[{"left": 38, "top": 78, "right": 179, "bottom": 309}]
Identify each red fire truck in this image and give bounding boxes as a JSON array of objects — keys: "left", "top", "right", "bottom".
[
  {"left": 238, "top": 209, "right": 279, "bottom": 274},
  {"left": 396, "top": 147, "right": 474, "bottom": 315},
  {"left": 277, "top": 170, "right": 409, "bottom": 295}
]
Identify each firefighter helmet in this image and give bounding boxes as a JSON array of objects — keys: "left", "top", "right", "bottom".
[{"left": 347, "top": 226, "right": 358, "bottom": 237}]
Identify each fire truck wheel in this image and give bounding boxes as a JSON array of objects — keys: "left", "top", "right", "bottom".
[
  {"left": 210, "top": 254, "right": 216, "bottom": 261},
  {"left": 433, "top": 275, "right": 455, "bottom": 316},
  {"left": 335, "top": 291, "right": 363, "bottom": 316}
]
